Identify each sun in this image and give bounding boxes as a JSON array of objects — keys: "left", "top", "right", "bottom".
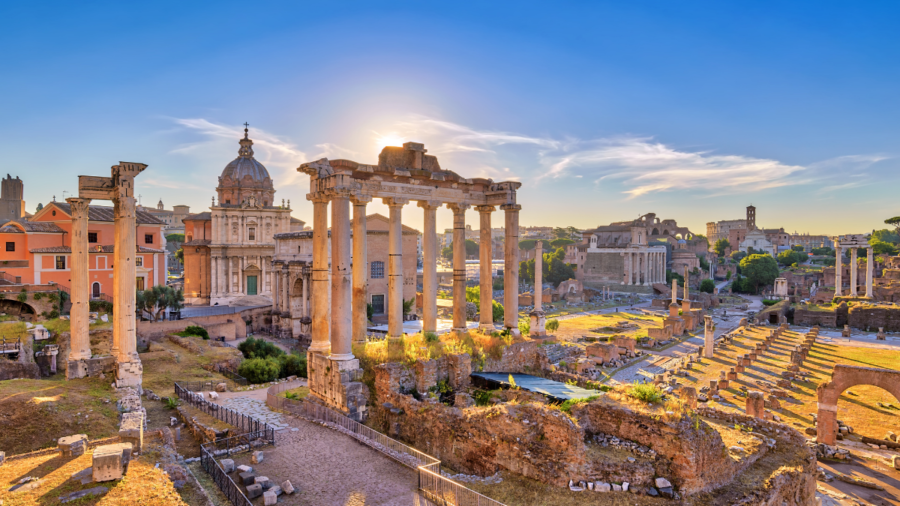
[{"left": 374, "top": 132, "right": 405, "bottom": 149}]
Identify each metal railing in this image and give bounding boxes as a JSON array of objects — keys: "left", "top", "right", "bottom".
[
  {"left": 199, "top": 432, "right": 274, "bottom": 506},
  {"left": 266, "top": 381, "right": 505, "bottom": 506},
  {"left": 174, "top": 382, "right": 275, "bottom": 437},
  {"left": 0, "top": 337, "right": 20, "bottom": 355},
  {"left": 219, "top": 368, "right": 248, "bottom": 386}
]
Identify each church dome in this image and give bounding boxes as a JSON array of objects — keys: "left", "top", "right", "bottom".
[{"left": 221, "top": 127, "right": 272, "bottom": 183}]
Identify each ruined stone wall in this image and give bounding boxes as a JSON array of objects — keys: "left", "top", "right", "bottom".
[
  {"left": 482, "top": 341, "right": 548, "bottom": 373},
  {"left": 571, "top": 402, "right": 734, "bottom": 495},
  {"left": 848, "top": 304, "right": 900, "bottom": 331},
  {"left": 793, "top": 308, "right": 837, "bottom": 328},
  {"left": 0, "top": 360, "right": 40, "bottom": 380}
]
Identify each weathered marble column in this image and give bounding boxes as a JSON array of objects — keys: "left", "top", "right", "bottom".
[
  {"left": 449, "top": 203, "right": 470, "bottom": 333},
  {"left": 330, "top": 189, "right": 353, "bottom": 360},
  {"left": 671, "top": 278, "right": 678, "bottom": 305},
  {"left": 704, "top": 315, "right": 714, "bottom": 358},
  {"left": 835, "top": 246, "right": 843, "bottom": 296},
  {"left": 626, "top": 253, "right": 633, "bottom": 285},
  {"left": 386, "top": 198, "right": 409, "bottom": 338},
  {"left": 530, "top": 240, "right": 546, "bottom": 337},
  {"left": 502, "top": 204, "right": 521, "bottom": 334},
  {"left": 419, "top": 201, "right": 440, "bottom": 334},
  {"left": 643, "top": 251, "right": 650, "bottom": 286},
  {"left": 476, "top": 205, "right": 495, "bottom": 332},
  {"left": 302, "top": 270, "right": 309, "bottom": 317},
  {"left": 211, "top": 256, "right": 219, "bottom": 297},
  {"left": 850, "top": 247, "right": 858, "bottom": 297},
  {"left": 282, "top": 270, "right": 290, "bottom": 313},
  {"left": 309, "top": 194, "right": 331, "bottom": 353},
  {"left": 866, "top": 247, "right": 874, "bottom": 298},
  {"left": 67, "top": 198, "right": 91, "bottom": 379},
  {"left": 272, "top": 266, "right": 280, "bottom": 314},
  {"left": 113, "top": 194, "right": 142, "bottom": 387},
  {"left": 351, "top": 196, "right": 371, "bottom": 343}
]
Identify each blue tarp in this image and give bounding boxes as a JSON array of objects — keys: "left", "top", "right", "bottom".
[{"left": 471, "top": 373, "right": 602, "bottom": 402}]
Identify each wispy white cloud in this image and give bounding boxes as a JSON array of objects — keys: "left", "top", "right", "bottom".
[
  {"left": 170, "top": 118, "right": 309, "bottom": 186},
  {"left": 381, "top": 115, "right": 890, "bottom": 199}
]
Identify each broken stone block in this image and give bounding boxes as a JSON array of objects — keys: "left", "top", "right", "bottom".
[
  {"left": 893, "top": 455, "right": 900, "bottom": 470},
  {"left": 622, "top": 482, "right": 629, "bottom": 492},
  {"left": 263, "top": 490, "right": 278, "bottom": 505},
  {"left": 92, "top": 443, "right": 133, "bottom": 482},
  {"left": 119, "top": 411, "right": 144, "bottom": 453},
  {"left": 246, "top": 483, "right": 263, "bottom": 499},
  {"left": 251, "top": 450, "right": 264, "bottom": 464},
  {"left": 58, "top": 434, "right": 88, "bottom": 457},
  {"left": 215, "top": 383, "right": 228, "bottom": 392},
  {"left": 220, "top": 459, "right": 235, "bottom": 473},
  {"left": 282, "top": 480, "right": 295, "bottom": 494},
  {"left": 208, "top": 391, "right": 219, "bottom": 400},
  {"left": 596, "top": 481, "right": 611, "bottom": 492},
  {"left": 270, "top": 485, "right": 283, "bottom": 496},
  {"left": 655, "top": 477, "right": 672, "bottom": 489},
  {"left": 236, "top": 465, "right": 252, "bottom": 473},
  {"left": 239, "top": 471, "right": 256, "bottom": 485},
  {"left": 255, "top": 476, "right": 272, "bottom": 489},
  {"left": 612, "top": 483, "right": 622, "bottom": 491}
]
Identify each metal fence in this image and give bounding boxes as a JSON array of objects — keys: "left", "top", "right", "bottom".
[
  {"left": 174, "top": 382, "right": 275, "bottom": 437},
  {"left": 219, "top": 368, "right": 248, "bottom": 386},
  {"left": 199, "top": 432, "right": 274, "bottom": 506},
  {"left": 266, "top": 381, "right": 505, "bottom": 506}
]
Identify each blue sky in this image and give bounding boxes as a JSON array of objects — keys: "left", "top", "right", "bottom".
[{"left": 3, "top": 1, "right": 898, "bottom": 236}]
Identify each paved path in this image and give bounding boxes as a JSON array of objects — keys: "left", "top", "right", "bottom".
[{"left": 210, "top": 384, "right": 305, "bottom": 431}]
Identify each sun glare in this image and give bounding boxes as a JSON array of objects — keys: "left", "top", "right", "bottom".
[{"left": 375, "top": 132, "right": 405, "bottom": 149}]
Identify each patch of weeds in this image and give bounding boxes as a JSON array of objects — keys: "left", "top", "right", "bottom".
[{"left": 626, "top": 382, "right": 663, "bottom": 403}]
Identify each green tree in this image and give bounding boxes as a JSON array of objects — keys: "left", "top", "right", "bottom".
[
  {"left": 777, "top": 250, "right": 800, "bottom": 266},
  {"left": 465, "top": 239, "right": 479, "bottom": 258},
  {"left": 698, "top": 254, "right": 710, "bottom": 271},
  {"left": 872, "top": 229, "right": 900, "bottom": 244},
  {"left": 730, "top": 250, "right": 747, "bottom": 263},
  {"left": 872, "top": 240, "right": 899, "bottom": 256},
  {"left": 166, "top": 233, "right": 185, "bottom": 244},
  {"left": 441, "top": 245, "right": 453, "bottom": 260},
  {"left": 35, "top": 203, "right": 43, "bottom": 212},
  {"left": 520, "top": 247, "right": 575, "bottom": 287},
  {"left": 699, "top": 279, "right": 715, "bottom": 293},
  {"left": 550, "top": 238, "right": 574, "bottom": 249},
  {"left": 713, "top": 238, "right": 730, "bottom": 257},
  {"left": 138, "top": 285, "right": 184, "bottom": 321},
  {"left": 175, "top": 248, "right": 184, "bottom": 265},
  {"left": 791, "top": 245, "right": 805, "bottom": 252},
  {"left": 885, "top": 216, "right": 900, "bottom": 234},
  {"left": 739, "top": 254, "right": 779, "bottom": 294},
  {"left": 666, "top": 269, "right": 684, "bottom": 286},
  {"left": 518, "top": 239, "right": 552, "bottom": 251},
  {"left": 811, "top": 246, "right": 834, "bottom": 256}
]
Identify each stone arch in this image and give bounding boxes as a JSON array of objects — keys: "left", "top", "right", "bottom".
[
  {"left": 0, "top": 299, "right": 37, "bottom": 317},
  {"left": 291, "top": 277, "right": 305, "bottom": 316},
  {"left": 816, "top": 365, "right": 900, "bottom": 444},
  {"left": 651, "top": 228, "right": 659, "bottom": 236},
  {"left": 662, "top": 229, "right": 670, "bottom": 236}
]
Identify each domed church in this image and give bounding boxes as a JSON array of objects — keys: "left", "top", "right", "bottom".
[{"left": 181, "top": 125, "right": 303, "bottom": 305}]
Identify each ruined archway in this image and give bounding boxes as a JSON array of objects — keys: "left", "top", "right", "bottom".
[
  {"left": 291, "top": 277, "right": 305, "bottom": 317},
  {"left": 651, "top": 228, "right": 659, "bottom": 236},
  {"left": 816, "top": 365, "right": 900, "bottom": 444},
  {"left": 0, "top": 299, "right": 36, "bottom": 317}
]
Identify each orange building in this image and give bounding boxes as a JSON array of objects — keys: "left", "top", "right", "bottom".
[{"left": 0, "top": 201, "right": 166, "bottom": 296}]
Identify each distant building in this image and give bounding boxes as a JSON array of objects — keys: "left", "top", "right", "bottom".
[
  {"left": 142, "top": 200, "right": 191, "bottom": 233},
  {"left": 0, "top": 174, "right": 26, "bottom": 224}
]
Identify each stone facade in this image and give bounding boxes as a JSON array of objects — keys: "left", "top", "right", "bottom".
[{"left": 307, "top": 352, "right": 368, "bottom": 421}]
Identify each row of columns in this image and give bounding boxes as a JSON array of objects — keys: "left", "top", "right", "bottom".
[
  {"left": 272, "top": 267, "right": 310, "bottom": 316},
  {"left": 308, "top": 191, "right": 521, "bottom": 361},
  {"left": 211, "top": 255, "right": 270, "bottom": 297},
  {"left": 624, "top": 250, "right": 665, "bottom": 285},
  {"left": 834, "top": 246, "right": 874, "bottom": 298}
]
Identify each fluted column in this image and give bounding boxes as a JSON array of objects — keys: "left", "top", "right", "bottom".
[
  {"left": 850, "top": 247, "right": 858, "bottom": 297},
  {"left": 866, "top": 247, "right": 874, "bottom": 298},
  {"left": 476, "top": 205, "right": 495, "bottom": 332},
  {"left": 502, "top": 204, "right": 521, "bottom": 334},
  {"left": 449, "top": 203, "right": 470, "bottom": 332},
  {"left": 330, "top": 189, "right": 353, "bottom": 360},
  {"left": 309, "top": 194, "right": 331, "bottom": 353},
  {"left": 385, "top": 198, "right": 409, "bottom": 338},
  {"left": 419, "top": 201, "right": 440, "bottom": 334},
  {"left": 351, "top": 196, "right": 371, "bottom": 343},
  {"left": 67, "top": 198, "right": 92, "bottom": 376},
  {"left": 835, "top": 246, "right": 843, "bottom": 296}
]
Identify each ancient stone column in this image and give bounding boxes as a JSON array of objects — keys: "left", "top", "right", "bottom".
[
  {"left": 866, "top": 247, "right": 873, "bottom": 298},
  {"left": 272, "top": 266, "right": 280, "bottom": 314},
  {"left": 449, "top": 203, "right": 470, "bottom": 333},
  {"left": 309, "top": 194, "right": 331, "bottom": 353},
  {"left": 502, "top": 204, "right": 521, "bottom": 334},
  {"left": 850, "top": 247, "right": 858, "bottom": 297},
  {"left": 351, "top": 196, "right": 370, "bottom": 343},
  {"left": 67, "top": 198, "right": 91, "bottom": 379},
  {"left": 704, "top": 315, "right": 714, "bottom": 358},
  {"left": 476, "top": 205, "right": 495, "bottom": 332},
  {"left": 113, "top": 194, "right": 141, "bottom": 388},
  {"left": 643, "top": 251, "right": 650, "bottom": 286},
  {"left": 302, "top": 270, "right": 310, "bottom": 317},
  {"left": 419, "top": 201, "right": 440, "bottom": 334},
  {"left": 386, "top": 198, "right": 409, "bottom": 338},
  {"left": 626, "top": 253, "right": 633, "bottom": 285},
  {"left": 835, "top": 246, "right": 842, "bottom": 296},
  {"left": 330, "top": 189, "right": 353, "bottom": 360},
  {"left": 671, "top": 278, "right": 678, "bottom": 305},
  {"left": 530, "top": 240, "right": 546, "bottom": 337}
]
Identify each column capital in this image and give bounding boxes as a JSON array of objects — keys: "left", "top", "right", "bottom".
[
  {"left": 66, "top": 197, "right": 92, "bottom": 217},
  {"left": 307, "top": 192, "right": 331, "bottom": 204},
  {"left": 350, "top": 194, "right": 372, "bottom": 206},
  {"left": 417, "top": 200, "right": 443, "bottom": 210},
  {"left": 474, "top": 205, "right": 496, "bottom": 214},
  {"left": 447, "top": 203, "right": 470, "bottom": 214},
  {"left": 500, "top": 203, "right": 522, "bottom": 212},
  {"left": 382, "top": 197, "right": 410, "bottom": 207}
]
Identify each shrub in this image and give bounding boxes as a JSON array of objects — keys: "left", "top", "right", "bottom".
[
  {"left": 627, "top": 382, "right": 663, "bottom": 403},
  {"left": 472, "top": 389, "right": 493, "bottom": 407},
  {"left": 238, "top": 336, "right": 284, "bottom": 360},
  {"left": 163, "top": 397, "right": 179, "bottom": 409},
  {"left": 181, "top": 325, "right": 209, "bottom": 339},
  {"left": 560, "top": 395, "right": 599, "bottom": 413},
  {"left": 278, "top": 353, "right": 307, "bottom": 378},
  {"left": 518, "top": 318, "right": 530, "bottom": 336},
  {"left": 238, "top": 357, "right": 281, "bottom": 384},
  {"left": 545, "top": 319, "right": 560, "bottom": 332},
  {"left": 17, "top": 289, "right": 27, "bottom": 303},
  {"left": 48, "top": 310, "right": 59, "bottom": 319},
  {"left": 424, "top": 332, "right": 439, "bottom": 343},
  {"left": 32, "top": 292, "right": 44, "bottom": 301},
  {"left": 761, "top": 299, "right": 779, "bottom": 306},
  {"left": 699, "top": 279, "right": 715, "bottom": 293},
  {"left": 89, "top": 300, "right": 113, "bottom": 313}
]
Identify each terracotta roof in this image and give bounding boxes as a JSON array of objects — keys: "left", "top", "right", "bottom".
[
  {"left": 0, "top": 220, "right": 65, "bottom": 233},
  {"left": 49, "top": 202, "right": 165, "bottom": 225},
  {"left": 30, "top": 245, "right": 165, "bottom": 254}
]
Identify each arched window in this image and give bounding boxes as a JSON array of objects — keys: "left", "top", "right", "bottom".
[{"left": 370, "top": 261, "right": 385, "bottom": 279}]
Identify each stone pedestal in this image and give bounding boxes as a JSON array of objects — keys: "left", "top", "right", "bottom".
[
  {"left": 529, "top": 310, "right": 546, "bottom": 337},
  {"left": 746, "top": 391, "right": 766, "bottom": 419},
  {"left": 119, "top": 411, "right": 144, "bottom": 452},
  {"left": 816, "top": 404, "right": 838, "bottom": 445},
  {"left": 58, "top": 434, "right": 88, "bottom": 457},
  {"left": 307, "top": 352, "right": 367, "bottom": 421},
  {"left": 92, "top": 443, "right": 132, "bottom": 482}
]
